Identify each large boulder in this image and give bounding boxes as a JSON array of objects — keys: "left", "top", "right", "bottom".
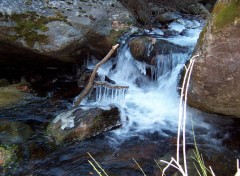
[
  {"left": 0, "top": 0, "right": 134, "bottom": 66},
  {"left": 47, "top": 106, "right": 121, "bottom": 144},
  {"left": 188, "top": 0, "right": 240, "bottom": 117}
]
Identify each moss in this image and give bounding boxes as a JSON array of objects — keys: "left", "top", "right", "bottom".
[
  {"left": 196, "top": 24, "right": 207, "bottom": 48},
  {"left": 107, "top": 29, "right": 128, "bottom": 45},
  {"left": 212, "top": 0, "right": 240, "bottom": 31},
  {"left": 25, "top": 0, "right": 32, "bottom": 5},
  {"left": 0, "top": 145, "right": 17, "bottom": 167},
  {"left": 7, "top": 11, "right": 68, "bottom": 47},
  {"left": 0, "top": 85, "right": 24, "bottom": 108}
]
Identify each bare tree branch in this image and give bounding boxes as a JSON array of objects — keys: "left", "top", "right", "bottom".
[{"left": 74, "top": 44, "right": 119, "bottom": 106}]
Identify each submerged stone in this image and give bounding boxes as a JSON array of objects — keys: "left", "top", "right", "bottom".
[
  {"left": 47, "top": 106, "right": 121, "bottom": 144},
  {"left": 0, "top": 120, "right": 33, "bottom": 144},
  {"left": 0, "top": 84, "right": 30, "bottom": 109}
]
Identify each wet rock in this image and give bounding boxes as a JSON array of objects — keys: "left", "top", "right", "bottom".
[
  {"left": 0, "top": 79, "right": 10, "bottom": 87},
  {"left": 77, "top": 69, "right": 92, "bottom": 88},
  {"left": 198, "top": 0, "right": 217, "bottom": 12},
  {"left": 47, "top": 106, "right": 121, "bottom": 144},
  {"left": 0, "top": 0, "right": 134, "bottom": 66},
  {"left": 0, "top": 120, "right": 32, "bottom": 144},
  {"left": 156, "top": 12, "right": 182, "bottom": 23},
  {"left": 188, "top": 0, "right": 240, "bottom": 117},
  {"left": 129, "top": 37, "right": 189, "bottom": 64}
]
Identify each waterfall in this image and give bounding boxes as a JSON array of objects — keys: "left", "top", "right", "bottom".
[{"left": 80, "top": 17, "right": 204, "bottom": 138}]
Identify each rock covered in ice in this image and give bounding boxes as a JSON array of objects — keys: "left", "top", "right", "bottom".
[
  {"left": 168, "top": 22, "right": 185, "bottom": 34},
  {"left": 47, "top": 106, "right": 121, "bottom": 144},
  {"left": 128, "top": 36, "right": 189, "bottom": 65},
  {"left": 177, "top": 19, "right": 201, "bottom": 29},
  {"left": 150, "top": 29, "right": 164, "bottom": 36}
]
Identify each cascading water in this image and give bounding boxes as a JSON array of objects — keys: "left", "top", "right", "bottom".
[
  {"left": 3, "top": 16, "right": 238, "bottom": 176},
  {"left": 107, "top": 43, "right": 191, "bottom": 136},
  {"left": 84, "top": 19, "right": 204, "bottom": 139}
]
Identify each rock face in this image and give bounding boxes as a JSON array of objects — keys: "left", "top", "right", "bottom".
[
  {"left": 0, "top": 0, "right": 134, "bottom": 66},
  {"left": 188, "top": 0, "right": 240, "bottom": 117},
  {"left": 47, "top": 106, "right": 121, "bottom": 144},
  {"left": 119, "top": 0, "right": 213, "bottom": 25}
]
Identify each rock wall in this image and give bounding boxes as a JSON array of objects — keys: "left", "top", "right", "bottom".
[
  {"left": 119, "top": 0, "right": 214, "bottom": 25},
  {"left": 0, "top": 0, "right": 134, "bottom": 66},
  {"left": 188, "top": 0, "right": 240, "bottom": 117}
]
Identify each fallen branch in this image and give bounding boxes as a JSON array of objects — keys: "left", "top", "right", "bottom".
[
  {"left": 94, "top": 81, "right": 129, "bottom": 89},
  {"left": 74, "top": 44, "right": 119, "bottom": 106}
]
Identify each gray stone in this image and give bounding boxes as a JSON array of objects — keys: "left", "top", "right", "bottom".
[{"left": 0, "top": 0, "right": 134, "bottom": 65}]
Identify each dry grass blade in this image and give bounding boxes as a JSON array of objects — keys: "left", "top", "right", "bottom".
[
  {"left": 88, "top": 160, "right": 104, "bottom": 176},
  {"left": 235, "top": 159, "right": 240, "bottom": 176},
  {"left": 132, "top": 158, "right": 147, "bottom": 176},
  {"left": 154, "top": 159, "right": 166, "bottom": 176},
  {"left": 191, "top": 120, "right": 211, "bottom": 176},
  {"left": 87, "top": 152, "right": 109, "bottom": 176}
]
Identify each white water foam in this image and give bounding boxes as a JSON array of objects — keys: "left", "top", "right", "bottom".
[{"left": 82, "top": 18, "right": 207, "bottom": 139}]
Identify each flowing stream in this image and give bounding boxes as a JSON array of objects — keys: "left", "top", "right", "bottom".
[{"left": 1, "top": 16, "right": 240, "bottom": 176}]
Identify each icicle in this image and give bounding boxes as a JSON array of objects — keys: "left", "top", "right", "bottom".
[{"left": 94, "top": 84, "right": 128, "bottom": 106}]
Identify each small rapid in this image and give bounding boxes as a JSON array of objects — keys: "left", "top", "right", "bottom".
[{"left": 83, "top": 18, "right": 204, "bottom": 139}]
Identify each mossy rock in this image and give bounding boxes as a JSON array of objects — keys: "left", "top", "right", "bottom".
[
  {"left": 212, "top": 0, "right": 240, "bottom": 31},
  {"left": 0, "top": 82, "right": 31, "bottom": 109},
  {"left": 6, "top": 11, "right": 67, "bottom": 47}
]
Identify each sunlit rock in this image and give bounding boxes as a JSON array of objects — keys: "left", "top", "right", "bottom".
[
  {"left": 47, "top": 106, "right": 121, "bottom": 144},
  {"left": 0, "top": 0, "right": 134, "bottom": 66},
  {"left": 188, "top": 0, "right": 240, "bottom": 117}
]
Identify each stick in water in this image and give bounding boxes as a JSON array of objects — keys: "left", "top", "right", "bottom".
[{"left": 74, "top": 44, "right": 119, "bottom": 106}]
